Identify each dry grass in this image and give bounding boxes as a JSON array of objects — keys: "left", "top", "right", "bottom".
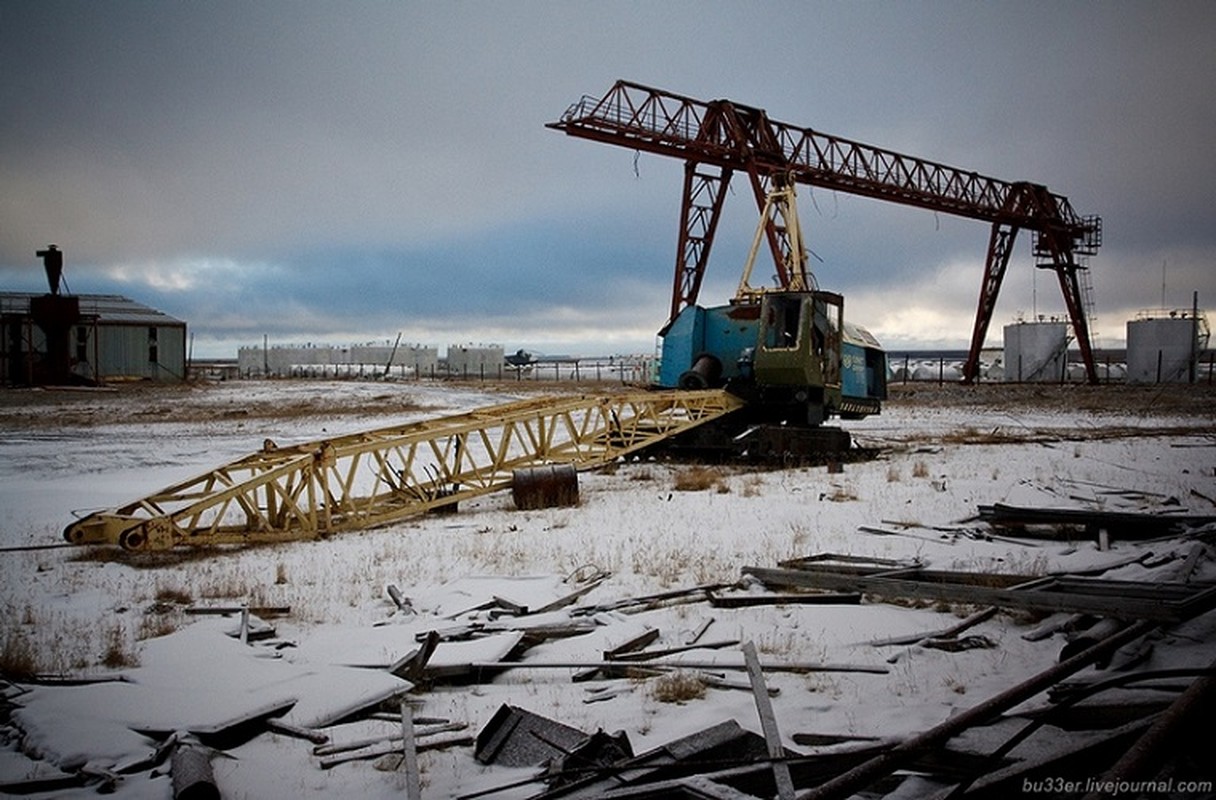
[
  {"left": 741, "top": 475, "right": 764, "bottom": 497},
  {"left": 885, "top": 382, "right": 1216, "bottom": 417},
  {"left": 4, "top": 380, "right": 1212, "bottom": 435},
  {"left": 100, "top": 627, "right": 138, "bottom": 670},
  {"left": 0, "top": 381, "right": 435, "bottom": 430},
  {"left": 628, "top": 467, "right": 656, "bottom": 482},
  {"left": 155, "top": 585, "right": 193, "bottom": 605},
  {"left": 942, "top": 674, "right": 967, "bottom": 695},
  {"left": 825, "top": 484, "right": 859, "bottom": 502},
  {"left": 649, "top": 670, "right": 707, "bottom": 703},
  {"left": 139, "top": 613, "right": 180, "bottom": 641},
  {"left": 672, "top": 466, "right": 726, "bottom": 492},
  {"left": 0, "top": 632, "right": 39, "bottom": 679}
]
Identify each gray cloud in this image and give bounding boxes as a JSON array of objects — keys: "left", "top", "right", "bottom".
[{"left": 3, "top": 1, "right": 1213, "bottom": 356}]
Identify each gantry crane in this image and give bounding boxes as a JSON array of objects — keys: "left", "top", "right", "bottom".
[{"left": 547, "top": 80, "right": 1103, "bottom": 384}]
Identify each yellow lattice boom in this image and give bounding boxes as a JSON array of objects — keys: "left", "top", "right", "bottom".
[{"left": 63, "top": 389, "right": 743, "bottom": 551}]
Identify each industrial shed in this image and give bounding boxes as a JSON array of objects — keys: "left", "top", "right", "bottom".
[{"left": 1, "top": 292, "right": 187, "bottom": 385}]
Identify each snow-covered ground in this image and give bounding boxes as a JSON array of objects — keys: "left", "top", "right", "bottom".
[{"left": 1, "top": 379, "right": 1214, "bottom": 798}]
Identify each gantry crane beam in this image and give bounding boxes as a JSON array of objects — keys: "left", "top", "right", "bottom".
[
  {"left": 548, "top": 80, "right": 1102, "bottom": 383},
  {"left": 63, "top": 390, "right": 743, "bottom": 551}
]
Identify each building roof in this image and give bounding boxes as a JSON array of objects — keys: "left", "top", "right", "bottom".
[{"left": 0, "top": 292, "right": 185, "bottom": 326}]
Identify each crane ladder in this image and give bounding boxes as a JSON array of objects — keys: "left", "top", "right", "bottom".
[{"left": 63, "top": 389, "right": 743, "bottom": 552}]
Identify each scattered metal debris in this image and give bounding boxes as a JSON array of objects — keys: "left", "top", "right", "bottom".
[
  {"left": 977, "top": 502, "right": 1216, "bottom": 541},
  {"left": 744, "top": 562, "right": 1216, "bottom": 624},
  {"left": 475, "top": 704, "right": 594, "bottom": 768}
]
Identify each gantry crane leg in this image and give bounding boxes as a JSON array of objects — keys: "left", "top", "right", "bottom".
[
  {"left": 1050, "top": 262, "right": 1099, "bottom": 385},
  {"left": 673, "top": 163, "right": 733, "bottom": 320},
  {"left": 964, "top": 221, "right": 1020, "bottom": 384}
]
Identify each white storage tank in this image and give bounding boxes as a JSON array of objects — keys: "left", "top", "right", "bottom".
[
  {"left": 1126, "top": 311, "right": 1208, "bottom": 383},
  {"left": 447, "top": 344, "right": 504, "bottom": 377},
  {"left": 398, "top": 345, "right": 439, "bottom": 376},
  {"left": 1003, "top": 321, "right": 1069, "bottom": 382}
]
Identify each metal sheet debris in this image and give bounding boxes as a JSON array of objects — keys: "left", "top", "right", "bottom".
[{"left": 474, "top": 704, "right": 592, "bottom": 768}]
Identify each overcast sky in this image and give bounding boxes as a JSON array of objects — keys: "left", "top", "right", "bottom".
[{"left": 3, "top": 1, "right": 1214, "bottom": 358}]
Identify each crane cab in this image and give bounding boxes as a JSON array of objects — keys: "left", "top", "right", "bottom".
[
  {"left": 748, "top": 290, "right": 842, "bottom": 426},
  {"left": 657, "top": 289, "right": 885, "bottom": 427}
]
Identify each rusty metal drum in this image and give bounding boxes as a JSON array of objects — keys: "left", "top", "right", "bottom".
[{"left": 512, "top": 464, "right": 579, "bottom": 510}]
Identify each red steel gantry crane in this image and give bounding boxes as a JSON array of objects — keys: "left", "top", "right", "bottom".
[{"left": 548, "top": 80, "right": 1103, "bottom": 384}]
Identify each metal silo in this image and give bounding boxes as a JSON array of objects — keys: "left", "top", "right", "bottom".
[
  {"left": 1003, "top": 320, "right": 1069, "bottom": 382},
  {"left": 1126, "top": 308, "right": 1209, "bottom": 383}
]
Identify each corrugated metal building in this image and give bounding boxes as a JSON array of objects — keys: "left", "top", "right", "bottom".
[{"left": 2, "top": 293, "right": 187, "bottom": 385}]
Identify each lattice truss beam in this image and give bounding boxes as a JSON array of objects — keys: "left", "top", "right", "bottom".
[
  {"left": 64, "top": 390, "right": 743, "bottom": 551},
  {"left": 549, "top": 80, "right": 1096, "bottom": 231}
]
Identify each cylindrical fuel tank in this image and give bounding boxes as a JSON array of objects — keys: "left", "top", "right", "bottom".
[
  {"left": 1127, "top": 315, "right": 1204, "bottom": 383},
  {"left": 1003, "top": 321, "right": 1068, "bottom": 382}
]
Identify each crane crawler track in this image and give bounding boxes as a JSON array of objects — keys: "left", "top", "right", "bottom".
[{"left": 63, "top": 390, "right": 743, "bottom": 552}]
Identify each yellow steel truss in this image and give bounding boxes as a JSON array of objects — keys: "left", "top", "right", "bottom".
[{"left": 64, "top": 390, "right": 743, "bottom": 551}]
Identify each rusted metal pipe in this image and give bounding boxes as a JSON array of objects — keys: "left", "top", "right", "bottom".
[
  {"left": 795, "top": 619, "right": 1157, "bottom": 800},
  {"left": 1059, "top": 617, "right": 1128, "bottom": 663},
  {"left": 1080, "top": 655, "right": 1216, "bottom": 800}
]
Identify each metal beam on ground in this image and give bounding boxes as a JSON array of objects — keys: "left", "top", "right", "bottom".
[{"left": 63, "top": 390, "right": 744, "bottom": 551}]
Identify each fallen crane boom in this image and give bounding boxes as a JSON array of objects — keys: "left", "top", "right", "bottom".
[{"left": 64, "top": 390, "right": 744, "bottom": 551}]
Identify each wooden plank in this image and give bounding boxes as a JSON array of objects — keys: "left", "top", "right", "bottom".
[
  {"left": 532, "top": 575, "right": 609, "bottom": 614},
  {"left": 608, "top": 639, "right": 739, "bottom": 662},
  {"left": 744, "top": 566, "right": 1216, "bottom": 624},
  {"left": 603, "top": 628, "right": 661, "bottom": 659},
  {"left": 742, "top": 642, "right": 795, "bottom": 800},
  {"left": 575, "top": 583, "right": 731, "bottom": 615},
  {"left": 708, "top": 591, "right": 861, "bottom": 608},
  {"left": 312, "top": 723, "right": 468, "bottom": 756},
  {"left": 1177, "top": 542, "right": 1206, "bottom": 582},
  {"left": 465, "top": 659, "right": 888, "bottom": 675},
  {"left": 780, "top": 552, "right": 920, "bottom": 570},
  {"left": 185, "top": 604, "right": 292, "bottom": 617},
  {"left": 389, "top": 630, "right": 441, "bottom": 681},
  {"left": 699, "top": 671, "right": 779, "bottom": 695},
  {"left": 386, "top": 584, "right": 412, "bottom": 612},
  {"left": 978, "top": 503, "right": 1216, "bottom": 537},
  {"left": 686, "top": 617, "right": 715, "bottom": 645},
  {"left": 266, "top": 718, "right": 328, "bottom": 745},
  {"left": 864, "top": 606, "right": 997, "bottom": 647},
  {"left": 400, "top": 698, "right": 421, "bottom": 800},
  {"left": 318, "top": 733, "right": 474, "bottom": 770}
]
